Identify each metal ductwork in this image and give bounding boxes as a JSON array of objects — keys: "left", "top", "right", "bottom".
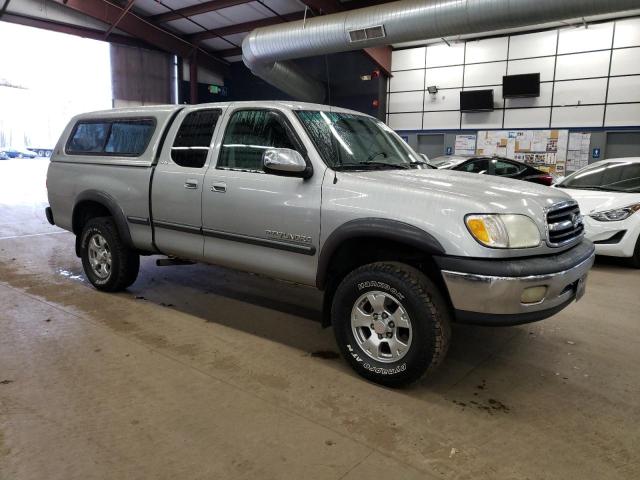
[{"left": 242, "top": 0, "right": 639, "bottom": 103}]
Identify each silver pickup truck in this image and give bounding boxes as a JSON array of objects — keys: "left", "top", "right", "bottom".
[{"left": 45, "top": 101, "right": 595, "bottom": 386}]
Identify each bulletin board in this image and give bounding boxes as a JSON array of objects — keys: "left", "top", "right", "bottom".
[
  {"left": 566, "top": 132, "right": 592, "bottom": 173},
  {"left": 476, "top": 130, "right": 569, "bottom": 175}
]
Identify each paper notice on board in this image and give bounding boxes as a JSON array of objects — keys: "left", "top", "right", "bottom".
[
  {"left": 454, "top": 134, "right": 477, "bottom": 155},
  {"left": 566, "top": 132, "right": 591, "bottom": 172}
]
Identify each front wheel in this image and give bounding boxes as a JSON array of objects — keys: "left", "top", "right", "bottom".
[
  {"left": 80, "top": 217, "right": 140, "bottom": 291},
  {"left": 631, "top": 234, "right": 640, "bottom": 268},
  {"left": 331, "top": 262, "right": 451, "bottom": 387}
]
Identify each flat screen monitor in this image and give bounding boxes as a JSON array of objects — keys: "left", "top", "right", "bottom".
[
  {"left": 460, "top": 89, "right": 494, "bottom": 112},
  {"left": 503, "top": 73, "right": 540, "bottom": 98}
]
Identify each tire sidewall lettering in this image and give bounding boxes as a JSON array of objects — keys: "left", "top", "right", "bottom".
[
  {"left": 357, "top": 280, "right": 405, "bottom": 301},
  {"left": 346, "top": 343, "right": 407, "bottom": 375}
]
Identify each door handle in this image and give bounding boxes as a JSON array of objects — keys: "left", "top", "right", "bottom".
[
  {"left": 211, "top": 182, "right": 227, "bottom": 193},
  {"left": 184, "top": 179, "right": 198, "bottom": 189}
]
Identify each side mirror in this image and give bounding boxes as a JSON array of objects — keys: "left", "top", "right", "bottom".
[{"left": 263, "top": 148, "right": 312, "bottom": 178}]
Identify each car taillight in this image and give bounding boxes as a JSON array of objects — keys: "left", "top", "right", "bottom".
[{"left": 538, "top": 174, "right": 553, "bottom": 186}]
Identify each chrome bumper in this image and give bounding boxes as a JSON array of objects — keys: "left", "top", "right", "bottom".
[{"left": 441, "top": 250, "right": 595, "bottom": 325}]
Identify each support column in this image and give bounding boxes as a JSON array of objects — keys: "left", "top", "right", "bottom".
[{"left": 189, "top": 51, "right": 198, "bottom": 104}]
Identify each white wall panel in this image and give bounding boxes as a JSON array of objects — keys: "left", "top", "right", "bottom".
[
  {"left": 614, "top": 17, "right": 640, "bottom": 48},
  {"left": 465, "top": 37, "right": 508, "bottom": 64},
  {"left": 610, "top": 47, "right": 640, "bottom": 76},
  {"left": 503, "top": 108, "right": 551, "bottom": 128},
  {"left": 552, "top": 78, "right": 608, "bottom": 106},
  {"left": 388, "top": 112, "right": 422, "bottom": 130},
  {"left": 508, "top": 30, "right": 557, "bottom": 59},
  {"left": 461, "top": 110, "right": 503, "bottom": 129},
  {"left": 555, "top": 51, "right": 610, "bottom": 80},
  {"left": 507, "top": 56, "right": 556, "bottom": 82},
  {"left": 388, "top": 91, "right": 424, "bottom": 113},
  {"left": 464, "top": 61, "right": 506, "bottom": 87},
  {"left": 389, "top": 69, "right": 424, "bottom": 92},
  {"left": 423, "top": 89, "right": 460, "bottom": 111},
  {"left": 607, "top": 76, "right": 640, "bottom": 103},
  {"left": 423, "top": 111, "right": 460, "bottom": 129},
  {"left": 387, "top": 19, "right": 640, "bottom": 131},
  {"left": 505, "top": 82, "right": 553, "bottom": 108},
  {"left": 604, "top": 103, "right": 640, "bottom": 126},
  {"left": 551, "top": 105, "right": 604, "bottom": 127},
  {"left": 425, "top": 42, "right": 465, "bottom": 68},
  {"left": 425, "top": 65, "right": 464, "bottom": 89},
  {"left": 464, "top": 86, "right": 504, "bottom": 108},
  {"left": 391, "top": 47, "right": 426, "bottom": 71},
  {"left": 557, "top": 22, "right": 614, "bottom": 54}
]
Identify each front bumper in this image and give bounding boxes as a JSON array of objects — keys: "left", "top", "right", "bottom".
[
  {"left": 435, "top": 240, "right": 595, "bottom": 325},
  {"left": 584, "top": 216, "right": 640, "bottom": 258}
]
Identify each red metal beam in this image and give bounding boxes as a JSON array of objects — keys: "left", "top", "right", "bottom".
[
  {"left": 216, "top": 47, "right": 243, "bottom": 57},
  {"left": 55, "top": 0, "right": 228, "bottom": 75},
  {"left": 1, "top": 12, "right": 154, "bottom": 49},
  {"left": 103, "top": 0, "right": 135, "bottom": 40},
  {"left": 188, "top": 11, "right": 304, "bottom": 42},
  {"left": 151, "top": 0, "right": 253, "bottom": 23}
]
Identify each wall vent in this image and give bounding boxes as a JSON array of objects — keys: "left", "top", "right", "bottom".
[{"left": 348, "top": 25, "right": 385, "bottom": 42}]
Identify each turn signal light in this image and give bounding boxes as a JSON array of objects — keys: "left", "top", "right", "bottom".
[{"left": 466, "top": 218, "right": 490, "bottom": 244}]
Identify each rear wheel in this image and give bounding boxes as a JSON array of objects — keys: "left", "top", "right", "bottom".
[
  {"left": 331, "top": 262, "right": 451, "bottom": 387},
  {"left": 80, "top": 217, "right": 139, "bottom": 291}
]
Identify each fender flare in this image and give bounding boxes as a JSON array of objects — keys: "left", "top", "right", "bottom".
[
  {"left": 316, "top": 218, "right": 446, "bottom": 289},
  {"left": 72, "top": 190, "right": 133, "bottom": 254}
]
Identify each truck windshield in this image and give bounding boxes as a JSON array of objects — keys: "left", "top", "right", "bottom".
[
  {"left": 295, "top": 110, "right": 426, "bottom": 170},
  {"left": 557, "top": 161, "right": 640, "bottom": 193}
]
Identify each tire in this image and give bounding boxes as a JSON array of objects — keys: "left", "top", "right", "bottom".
[
  {"left": 631, "top": 234, "right": 640, "bottom": 269},
  {"left": 80, "top": 217, "right": 140, "bottom": 291},
  {"left": 331, "top": 262, "right": 451, "bottom": 387}
]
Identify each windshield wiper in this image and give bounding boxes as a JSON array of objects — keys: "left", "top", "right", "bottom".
[
  {"left": 359, "top": 161, "right": 411, "bottom": 169},
  {"left": 333, "top": 162, "right": 410, "bottom": 171}
]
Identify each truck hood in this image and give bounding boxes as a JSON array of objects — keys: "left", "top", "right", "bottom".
[
  {"left": 555, "top": 187, "right": 640, "bottom": 214},
  {"left": 345, "top": 168, "right": 571, "bottom": 213}
]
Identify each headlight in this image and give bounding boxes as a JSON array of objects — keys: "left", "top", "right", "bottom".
[
  {"left": 465, "top": 214, "right": 541, "bottom": 248},
  {"left": 589, "top": 204, "right": 640, "bottom": 222}
]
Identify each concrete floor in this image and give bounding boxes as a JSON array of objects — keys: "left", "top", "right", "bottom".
[{"left": 1, "top": 158, "right": 639, "bottom": 480}]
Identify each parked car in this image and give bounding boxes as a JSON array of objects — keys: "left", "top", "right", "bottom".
[
  {"left": 45, "top": 102, "right": 594, "bottom": 386},
  {"left": 556, "top": 158, "right": 640, "bottom": 267},
  {"left": 4, "top": 147, "right": 37, "bottom": 159},
  {"left": 429, "top": 155, "right": 555, "bottom": 185},
  {"left": 0, "top": 150, "right": 8, "bottom": 160}
]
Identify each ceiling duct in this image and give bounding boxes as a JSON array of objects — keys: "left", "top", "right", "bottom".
[{"left": 242, "top": 0, "right": 639, "bottom": 104}]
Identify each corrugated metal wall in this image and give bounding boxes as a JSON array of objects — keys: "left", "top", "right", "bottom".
[{"left": 110, "top": 44, "right": 175, "bottom": 107}]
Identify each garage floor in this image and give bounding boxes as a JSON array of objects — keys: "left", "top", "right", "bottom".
[{"left": 1, "top": 159, "right": 639, "bottom": 480}]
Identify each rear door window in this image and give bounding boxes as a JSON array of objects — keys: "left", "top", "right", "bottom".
[
  {"left": 171, "top": 109, "right": 222, "bottom": 168},
  {"left": 67, "top": 118, "right": 155, "bottom": 156},
  {"left": 460, "top": 159, "right": 489, "bottom": 174},
  {"left": 493, "top": 159, "right": 524, "bottom": 176}
]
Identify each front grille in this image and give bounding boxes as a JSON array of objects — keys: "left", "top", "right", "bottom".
[{"left": 546, "top": 201, "right": 584, "bottom": 246}]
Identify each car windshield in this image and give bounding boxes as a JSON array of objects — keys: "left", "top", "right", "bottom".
[
  {"left": 557, "top": 161, "right": 640, "bottom": 193},
  {"left": 295, "top": 110, "right": 426, "bottom": 170}
]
